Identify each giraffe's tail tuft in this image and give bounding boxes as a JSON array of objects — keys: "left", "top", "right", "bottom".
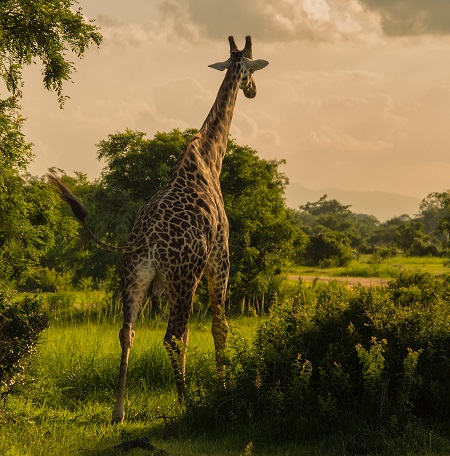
[{"left": 47, "top": 173, "right": 88, "bottom": 223}]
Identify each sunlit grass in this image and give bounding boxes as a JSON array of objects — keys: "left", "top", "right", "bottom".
[
  {"left": 0, "top": 308, "right": 266, "bottom": 456},
  {"left": 383, "top": 255, "right": 449, "bottom": 273},
  {"left": 285, "top": 254, "right": 450, "bottom": 279}
]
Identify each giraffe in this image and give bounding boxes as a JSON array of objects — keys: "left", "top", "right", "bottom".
[{"left": 48, "top": 35, "right": 268, "bottom": 423}]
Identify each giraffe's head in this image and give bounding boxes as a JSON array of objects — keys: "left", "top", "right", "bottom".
[{"left": 209, "top": 36, "right": 269, "bottom": 99}]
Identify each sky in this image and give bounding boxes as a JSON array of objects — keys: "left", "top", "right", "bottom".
[{"left": 21, "top": 0, "right": 450, "bottom": 204}]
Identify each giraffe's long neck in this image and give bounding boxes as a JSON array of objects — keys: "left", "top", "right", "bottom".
[{"left": 197, "top": 62, "right": 241, "bottom": 174}]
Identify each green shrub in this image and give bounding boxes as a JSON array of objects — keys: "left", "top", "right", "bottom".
[
  {"left": 370, "top": 246, "right": 399, "bottom": 262},
  {"left": 0, "top": 290, "right": 49, "bottom": 397},
  {"left": 24, "top": 267, "right": 73, "bottom": 292},
  {"left": 187, "top": 272, "right": 450, "bottom": 444},
  {"left": 305, "top": 231, "right": 353, "bottom": 267}
]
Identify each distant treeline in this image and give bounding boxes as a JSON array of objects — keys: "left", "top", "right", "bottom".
[{"left": 3, "top": 128, "right": 450, "bottom": 309}]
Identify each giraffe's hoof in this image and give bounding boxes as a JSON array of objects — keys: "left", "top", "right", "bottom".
[
  {"left": 111, "top": 414, "right": 124, "bottom": 424},
  {"left": 112, "top": 405, "right": 125, "bottom": 424}
]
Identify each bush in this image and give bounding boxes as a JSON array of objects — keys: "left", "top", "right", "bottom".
[
  {"left": 370, "top": 246, "right": 399, "bottom": 262},
  {"left": 0, "top": 290, "right": 49, "bottom": 397},
  {"left": 24, "top": 267, "right": 73, "bottom": 292},
  {"left": 409, "top": 238, "right": 441, "bottom": 257},
  {"left": 187, "top": 273, "right": 450, "bottom": 445},
  {"left": 305, "top": 231, "right": 353, "bottom": 267}
]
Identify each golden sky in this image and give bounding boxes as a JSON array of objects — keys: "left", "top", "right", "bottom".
[{"left": 22, "top": 0, "right": 450, "bottom": 201}]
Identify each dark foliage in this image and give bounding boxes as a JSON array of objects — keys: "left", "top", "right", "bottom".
[
  {"left": 304, "top": 231, "right": 353, "bottom": 267},
  {"left": 0, "top": 290, "right": 48, "bottom": 397},
  {"left": 290, "top": 193, "right": 450, "bottom": 264},
  {"left": 185, "top": 272, "right": 450, "bottom": 447}
]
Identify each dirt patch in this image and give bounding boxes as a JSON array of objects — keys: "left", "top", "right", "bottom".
[{"left": 288, "top": 275, "right": 389, "bottom": 287}]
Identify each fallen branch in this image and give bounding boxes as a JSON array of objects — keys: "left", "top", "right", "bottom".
[{"left": 112, "top": 437, "right": 170, "bottom": 454}]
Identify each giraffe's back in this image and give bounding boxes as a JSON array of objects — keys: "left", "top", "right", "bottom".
[{"left": 123, "top": 175, "right": 227, "bottom": 284}]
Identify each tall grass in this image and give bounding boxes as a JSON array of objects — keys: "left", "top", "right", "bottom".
[{"left": 0, "top": 292, "right": 269, "bottom": 456}]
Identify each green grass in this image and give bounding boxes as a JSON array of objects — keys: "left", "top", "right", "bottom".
[
  {"left": 383, "top": 255, "right": 449, "bottom": 274},
  {"left": 3, "top": 288, "right": 450, "bottom": 455},
  {"left": 1, "top": 309, "right": 281, "bottom": 456},
  {"left": 285, "top": 255, "right": 450, "bottom": 279}
]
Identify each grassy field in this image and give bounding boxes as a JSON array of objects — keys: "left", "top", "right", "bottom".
[
  {"left": 285, "top": 254, "right": 449, "bottom": 279},
  {"left": 3, "top": 271, "right": 450, "bottom": 455},
  {"left": 3, "top": 304, "right": 309, "bottom": 456}
]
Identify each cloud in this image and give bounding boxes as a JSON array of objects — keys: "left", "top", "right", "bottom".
[
  {"left": 158, "top": 0, "right": 381, "bottom": 43},
  {"left": 287, "top": 69, "right": 385, "bottom": 86},
  {"left": 299, "top": 93, "right": 399, "bottom": 155},
  {"left": 392, "top": 81, "right": 450, "bottom": 160},
  {"left": 152, "top": 78, "right": 211, "bottom": 126},
  {"left": 358, "top": 0, "right": 450, "bottom": 36},
  {"left": 93, "top": 1, "right": 450, "bottom": 46},
  {"left": 275, "top": 76, "right": 450, "bottom": 196},
  {"left": 231, "top": 109, "right": 281, "bottom": 151},
  {"left": 95, "top": 14, "right": 169, "bottom": 46}
]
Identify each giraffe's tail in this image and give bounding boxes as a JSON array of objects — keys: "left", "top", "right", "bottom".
[
  {"left": 47, "top": 174, "right": 147, "bottom": 254},
  {"left": 47, "top": 174, "right": 88, "bottom": 224}
]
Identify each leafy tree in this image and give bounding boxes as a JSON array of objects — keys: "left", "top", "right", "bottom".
[
  {"left": 0, "top": 0, "right": 102, "bottom": 105},
  {"left": 0, "top": 99, "right": 33, "bottom": 284},
  {"left": 0, "top": 122, "right": 61, "bottom": 286},
  {"left": 295, "top": 195, "right": 375, "bottom": 240},
  {"left": 0, "top": 0, "right": 102, "bottom": 288},
  {"left": 221, "top": 139, "right": 293, "bottom": 307},
  {"left": 40, "top": 171, "right": 102, "bottom": 285},
  {"left": 418, "top": 191, "right": 450, "bottom": 245},
  {"left": 286, "top": 209, "right": 310, "bottom": 265},
  {"left": 394, "top": 220, "right": 440, "bottom": 256},
  {"left": 50, "top": 129, "right": 294, "bottom": 308},
  {"left": 97, "top": 129, "right": 192, "bottom": 202},
  {"left": 300, "top": 194, "right": 352, "bottom": 217},
  {"left": 354, "top": 213, "right": 379, "bottom": 231},
  {"left": 0, "top": 101, "right": 59, "bottom": 286},
  {"left": 0, "top": 1, "right": 102, "bottom": 404},
  {"left": 289, "top": 192, "right": 447, "bottom": 262},
  {"left": 366, "top": 215, "right": 445, "bottom": 257},
  {"left": 304, "top": 231, "right": 353, "bottom": 267},
  {"left": 290, "top": 195, "right": 374, "bottom": 265},
  {"left": 366, "top": 215, "right": 408, "bottom": 252}
]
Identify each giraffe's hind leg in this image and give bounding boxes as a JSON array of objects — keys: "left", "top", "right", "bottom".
[
  {"left": 112, "top": 262, "right": 154, "bottom": 423},
  {"left": 112, "top": 321, "right": 135, "bottom": 423}
]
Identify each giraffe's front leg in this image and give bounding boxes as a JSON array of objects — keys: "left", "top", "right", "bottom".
[
  {"left": 206, "top": 252, "right": 230, "bottom": 383},
  {"left": 164, "top": 323, "right": 191, "bottom": 404},
  {"left": 207, "top": 276, "right": 229, "bottom": 382},
  {"left": 112, "top": 322, "right": 135, "bottom": 423},
  {"left": 211, "top": 289, "right": 229, "bottom": 380},
  {"left": 164, "top": 335, "right": 186, "bottom": 404},
  {"left": 163, "top": 292, "right": 195, "bottom": 404}
]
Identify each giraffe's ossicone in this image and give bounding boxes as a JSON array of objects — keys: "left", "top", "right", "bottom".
[{"left": 48, "top": 35, "right": 268, "bottom": 423}]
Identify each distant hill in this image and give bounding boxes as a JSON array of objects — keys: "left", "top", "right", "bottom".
[{"left": 285, "top": 182, "right": 422, "bottom": 222}]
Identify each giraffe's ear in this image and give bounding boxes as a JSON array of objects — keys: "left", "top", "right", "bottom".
[
  {"left": 245, "top": 58, "right": 269, "bottom": 71},
  {"left": 208, "top": 59, "right": 230, "bottom": 71}
]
